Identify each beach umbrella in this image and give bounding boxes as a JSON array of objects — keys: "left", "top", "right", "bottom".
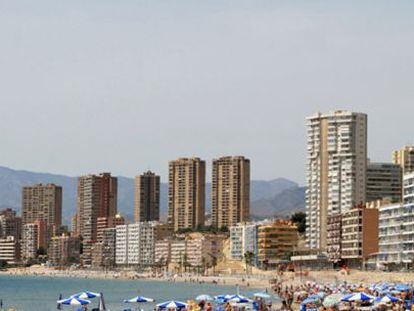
[
  {"left": 301, "top": 296, "right": 321, "bottom": 306},
  {"left": 323, "top": 294, "right": 343, "bottom": 308},
  {"left": 228, "top": 295, "right": 253, "bottom": 303},
  {"left": 124, "top": 296, "right": 155, "bottom": 303},
  {"left": 71, "top": 291, "right": 101, "bottom": 299},
  {"left": 157, "top": 301, "right": 188, "bottom": 310},
  {"left": 341, "top": 292, "right": 375, "bottom": 302},
  {"left": 196, "top": 295, "right": 213, "bottom": 301},
  {"left": 375, "top": 295, "right": 401, "bottom": 304},
  {"left": 253, "top": 292, "right": 271, "bottom": 299},
  {"left": 57, "top": 297, "right": 91, "bottom": 306},
  {"left": 395, "top": 284, "right": 409, "bottom": 292}
]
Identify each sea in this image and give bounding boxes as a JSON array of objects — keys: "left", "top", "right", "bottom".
[{"left": 0, "top": 275, "right": 259, "bottom": 311}]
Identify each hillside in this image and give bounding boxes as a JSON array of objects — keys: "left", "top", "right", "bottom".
[{"left": 0, "top": 166, "right": 305, "bottom": 223}]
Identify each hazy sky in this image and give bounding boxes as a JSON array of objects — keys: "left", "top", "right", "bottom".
[{"left": 1, "top": 1, "right": 413, "bottom": 184}]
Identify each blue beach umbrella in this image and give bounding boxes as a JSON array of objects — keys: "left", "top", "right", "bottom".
[
  {"left": 124, "top": 296, "right": 155, "bottom": 303},
  {"left": 157, "top": 301, "right": 188, "bottom": 310},
  {"left": 71, "top": 291, "right": 101, "bottom": 299},
  {"left": 395, "top": 284, "right": 409, "bottom": 292},
  {"left": 228, "top": 295, "right": 252, "bottom": 303},
  {"left": 57, "top": 297, "right": 91, "bottom": 306},
  {"left": 375, "top": 295, "right": 401, "bottom": 304},
  {"left": 341, "top": 293, "right": 375, "bottom": 302},
  {"left": 196, "top": 295, "right": 213, "bottom": 301}
]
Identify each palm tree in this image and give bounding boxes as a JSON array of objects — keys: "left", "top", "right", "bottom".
[{"left": 244, "top": 251, "right": 254, "bottom": 275}]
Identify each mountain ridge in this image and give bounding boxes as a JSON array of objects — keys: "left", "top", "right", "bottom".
[{"left": 0, "top": 166, "right": 305, "bottom": 224}]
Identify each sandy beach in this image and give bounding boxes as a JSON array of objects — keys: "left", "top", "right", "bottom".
[{"left": 2, "top": 266, "right": 414, "bottom": 291}]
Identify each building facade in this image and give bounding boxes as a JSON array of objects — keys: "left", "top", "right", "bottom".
[
  {"left": 257, "top": 220, "right": 298, "bottom": 267},
  {"left": 366, "top": 162, "right": 402, "bottom": 203},
  {"left": 168, "top": 158, "right": 205, "bottom": 232},
  {"left": 341, "top": 205, "right": 379, "bottom": 267},
  {"left": 211, "top": 156, "right": 250, "bottom": 228},
  {"left": 0, "top": 208, "right": 22, "bottom": 240},
  {"left": 0, "top": 236, "right": 20, "bottom": 264},
  {"left": 75, "top": 173, "right": 117, "bottom": 265},
  {"left": 115, "top": 222, "right": 168, "bottom": 267},
  {"left": 48, "top": 234, "right": 80, "bottom": 265},
  {"left": 326, "top": 214, "right": 342, "bottom": 263},
  {"left": 22, "top": 184, "right": 62, "bottom": 232},
  {"left": 306, "top": 111, "right": 367, "bottom": 250},
  {"left": 134, "top": 171, "right": 160, "bottom": 222},
  {"left": 393, "top": 146, "right": 414, "bottom": 175},
  {"left": 229, "top": 223, "right": 258, "bottom": 265},
  {"left": 21, "top": 221, "right": 47, "bottom": 260}
]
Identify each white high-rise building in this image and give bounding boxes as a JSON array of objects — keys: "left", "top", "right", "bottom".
[
  {"left": 306, "top": 111, "right": 367, "bottom": 250},
  {"left": 229, "top": 223, "right": 258, "bottom": 264},
  {"left": 378, "top": 172, "right": 414, "bottom": 267}
]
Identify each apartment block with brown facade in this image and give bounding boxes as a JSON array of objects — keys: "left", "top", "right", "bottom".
[
  {"left": 341, "top": 205, "right": 379, "bottom": 268},
  {"left": 211, "top": 156, "right": 250, "bottom": 229},
  {"left": 134, "top": 171, "right": 160, "bottom": 222},
  {"left": 74, "top": 173, "right": 117, "bottom": 265},
  {"left": 168, "top": 158, "right": 205, "bottom": 232}
]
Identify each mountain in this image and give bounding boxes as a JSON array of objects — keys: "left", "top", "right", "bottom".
[
  {"left": 251, "top": 187, "right": 306, "bottom": 218},
  {"left": 0, "top": 166, "right": 305, "bottom": 223}
]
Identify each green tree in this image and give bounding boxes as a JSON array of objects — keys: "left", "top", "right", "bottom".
[{"left": 290, "top": 212, "right": 306, "bottom": 233}]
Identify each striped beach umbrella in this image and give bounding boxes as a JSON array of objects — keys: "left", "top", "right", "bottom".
[
  {"left": 196, "top": 295, "right": 213, "bottom": 301},
  {"left": 57, "top": 297, "right": 91, "bottom": 306},
  {"left": 71, "top": 291, "right": 101, "bottom": 299},
  {"left": 157, "top": 300, "right": 188, "bottom": 310},
  {"left": 375, "top": 295, "right": 401, "bottom": 304},
  {"left": 124, "top": 296, "right": 154, "bottom": 303},
  {"left": 341, "top": 292, "right": 375, "bottom": 302}
]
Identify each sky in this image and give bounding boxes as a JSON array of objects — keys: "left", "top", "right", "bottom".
[{"left": 0, "top": 0, "right": 413, "bottom": 184}]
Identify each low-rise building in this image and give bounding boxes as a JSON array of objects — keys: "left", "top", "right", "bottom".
[
  {"left": 257, "top": 220, "right": 298, "bottom": 268},
  {"left": 0, "top": 236, "right": 20, "bottom": 264},
  {"left": 185, "top": 233, "right": 224, "bottom": 267},
  {"left": 341, "top": 205, "right": 379, "bottom": 268}
]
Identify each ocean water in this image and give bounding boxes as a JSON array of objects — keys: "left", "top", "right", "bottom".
[{"left": 0, "top": 275, "right": 258, "bottom": 311}]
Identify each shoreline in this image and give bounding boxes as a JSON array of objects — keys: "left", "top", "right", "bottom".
[{"left": 0, "top": 266, "right": 272, "bottom": 291}]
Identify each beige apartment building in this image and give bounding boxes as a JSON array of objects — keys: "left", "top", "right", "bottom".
[
  {"left": 393, "top": 145, "right": 414, "bottom": 175},
  {"left": 341, "top": 205, "right": 379, "bottom": 268},
  {"left": 22, "top": 184, "right": 62, "bottom": 230},
  {"left": 211, "top": 156, "right": 250, "bottom": 228},
  {"left": 306, "top": 111, "right": 367, "bottom": 251},
  {"left": 366, "top": 161, "right": 402, "bottom": 203},
  {"left": 168, "top": 158, "right": 205, "bottom": 231},
  {"left": 257, "top": 220, "right": 298, "bottom": 268},
  {"left": 134, "top": 171, "right": 160, "bottom": 222}
]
